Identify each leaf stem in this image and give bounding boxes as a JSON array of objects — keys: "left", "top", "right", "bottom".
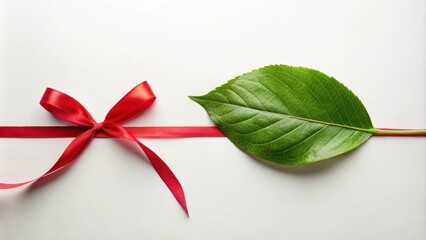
[{"left": 370, "top": 128, "right": 426, "bottom": 137}]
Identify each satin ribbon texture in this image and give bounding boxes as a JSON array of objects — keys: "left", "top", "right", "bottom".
[{"left": 0, "top": 82, "right": 190, "bottom": 215}]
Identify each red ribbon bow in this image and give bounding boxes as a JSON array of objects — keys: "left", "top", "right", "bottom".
[{"left": 0, "top": 82, "right": 188, "bottom": 215}]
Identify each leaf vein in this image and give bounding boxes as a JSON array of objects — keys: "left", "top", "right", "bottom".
[
  {"left": 274, "top": 70, "right": 333, "bottom": 122},
  {"left": 292, "top": 68, "right": 346, "bottom": 125},
  {"left": 229, "top": 116, "right": 291, "bottom": 136},
  {"left": 268, "top": 125, "right": 328, "bottom": 155}
]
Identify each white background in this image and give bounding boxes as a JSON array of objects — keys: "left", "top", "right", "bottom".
[{"left": 0, "top": 0, "right": 425, "bottom": 239}]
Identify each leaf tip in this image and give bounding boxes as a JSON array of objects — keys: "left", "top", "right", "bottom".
[{"left": 188, "top": 95, "right": 202, "bottom": 103}]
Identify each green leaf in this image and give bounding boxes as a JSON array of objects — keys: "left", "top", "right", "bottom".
[{"left": 190, "top": 65, "right": 374, "bottom": 165}]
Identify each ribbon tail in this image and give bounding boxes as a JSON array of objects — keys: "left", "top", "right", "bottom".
[
  {"left": 0, "top": 129, "right": 95, "bottom": 189},
  {"left": 102, "top": 123, "right": 188, "bottom": 215},
  {"left": 0, "top": 180, "right": 34, "bottom": 189},
  {"left": 135, "top": 140, "right": 189, "bottom": 216}
]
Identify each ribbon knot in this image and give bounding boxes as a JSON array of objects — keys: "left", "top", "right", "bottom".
[
  {"left": 0, "top": 81, "right": 188, "bottom": 215},
  {"left": 93, "top": 122, "right": 103, "bottom": 131}
]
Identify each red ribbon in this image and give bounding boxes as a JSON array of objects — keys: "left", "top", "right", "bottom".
[{"left": 0, "top": 81, "right": 223, "bottom": 215}]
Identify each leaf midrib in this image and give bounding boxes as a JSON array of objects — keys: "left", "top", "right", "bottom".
[{"left": 194, "top": 97, "right": 374, "bottom": 134}]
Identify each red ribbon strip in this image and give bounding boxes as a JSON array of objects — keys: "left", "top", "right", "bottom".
[
  {"left": 0, "top": 82, "right": 222, "bottom": 215},
  {"left": 0, "top": 126, "right": 224, "bottom": 138}
]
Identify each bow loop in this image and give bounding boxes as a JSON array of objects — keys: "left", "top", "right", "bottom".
[
  {"left": 40, "top": 88, "right": 96, "bottom": 126},
  {"left": 104, "top": 81, "right": 156, "bottom": 124}
]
